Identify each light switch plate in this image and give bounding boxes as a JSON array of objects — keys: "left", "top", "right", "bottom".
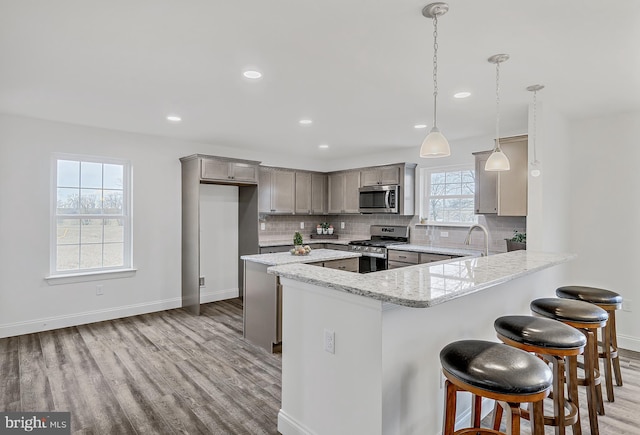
[
  {"left": 260, "top": 222, "right": 266, "bottom": 230},
  {"left": 300, "top": 222, "right": 304, "bottom": 229},
  {"left": 341, "top": 222, "right": 345, "bottom": 229}
]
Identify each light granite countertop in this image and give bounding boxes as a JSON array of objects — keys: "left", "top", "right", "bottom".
[
  {"left": 258, "top": 236, "right": 365, "bottom": 247},
  {"left": 268, "top": 250, "right": 575, "bottom": 308},
  {"left": 386, "top": 244, "right": 483, "bottom": 257},
  {"left": 242, "top": 248, "right": 361, "bottom": 266}
]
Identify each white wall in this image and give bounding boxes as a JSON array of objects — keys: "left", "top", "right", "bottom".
[
  {"left": 199, "top": 184, "right": 239, "bottom": 303},
  {"left": 568, "top": 111, "right": 640, "bottom": 351},
  {"left": 0, "top": 114, "right": 311, "bottom": 338}
]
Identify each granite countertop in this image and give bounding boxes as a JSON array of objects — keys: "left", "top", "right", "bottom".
[
  {"left": 268, "top": 250, "right": 575, "bottom": 308},
  {"left": 259, "top": 235, "right": 367, "bottom": 247},
  {"left": 242, "top": 248, "right": 361, "bottom": 266},
  {"left": 386, "top": 244, "right": 483, "bottom": 257}
]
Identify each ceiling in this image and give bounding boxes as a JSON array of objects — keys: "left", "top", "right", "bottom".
[{"left": 1, "top": 0, "right": 639, "bottom": 159}]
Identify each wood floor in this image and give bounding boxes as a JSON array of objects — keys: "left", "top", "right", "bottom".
[
  {"left": 1, "top": 299, "right": 639, "bottom": 434},
  {"left": 0, "top": 299, "right": 282, "bottom": 434}
]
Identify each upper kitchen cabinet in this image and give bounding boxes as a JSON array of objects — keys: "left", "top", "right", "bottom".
[
  {"left": 201, "top": 156, "right": 259, "bottom": 184},
  {"left": 259, "top": 167, "right": 296, "bottom": 214},
  {"left": 473, "top": 135, "right": 528, "bottom": 216},
  {"left": 360, "top": 165, "right": 401, "bottom": 187},
  {"left": 328, "top": 171, "right": 361, "bottom": 214},
  {"left": 295, "top": 172, "right": 327, "bottom": 215}
]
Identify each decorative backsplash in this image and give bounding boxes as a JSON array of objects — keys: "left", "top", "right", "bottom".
[{"left": 259, "top": 214, "right": 525, "bottom": 253}]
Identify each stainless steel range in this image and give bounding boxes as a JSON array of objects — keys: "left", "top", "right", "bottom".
[{"left": 349, "top": 225, "right": 409, "bottom": 273}]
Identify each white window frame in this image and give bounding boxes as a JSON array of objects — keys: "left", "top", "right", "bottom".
[
  {"left": 420, "top": 164, "right": 477, "bottom": 226},
  {"left": 48, "top": 153, "right": 133, "bottom": 280}
]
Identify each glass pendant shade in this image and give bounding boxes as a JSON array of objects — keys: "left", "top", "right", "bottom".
[
  {"left": 420, "top": 127, "right": 451, "bottom": 158},
  {"left": 485, "top": 148, "right": 510, "bottom": 171}
]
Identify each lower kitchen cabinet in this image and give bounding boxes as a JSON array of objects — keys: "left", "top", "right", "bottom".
[
  {"left": 388, "top": 249, "right": 457, "bottom": 269},
  {"left": 324, "top": 243, "right": 350, "bottom": 251},
  {"left": 310, "top": 257, "right": 359, "bottom": 272}
]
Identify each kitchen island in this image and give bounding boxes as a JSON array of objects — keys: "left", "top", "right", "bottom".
[
  {"left": 269, "top": 250, "right": 575, "bottom": 435},
  {"left": 241, "top": 249, "right": 361, "bottom": 352}
]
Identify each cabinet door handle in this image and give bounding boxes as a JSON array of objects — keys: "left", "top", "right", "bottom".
[
  {"left": 399, "top": 255, "right": 406, "bottom": 259},
  {"left": 338, "top": 266, "right": 346, "bottom": 269}
]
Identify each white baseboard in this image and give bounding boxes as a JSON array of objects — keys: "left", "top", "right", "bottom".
[
  {"left": 0, "top": 297, "right": 182, "bottom": 339},
  {"left": 618, "top": 334, "right": 640, "bottom": 353},
  {"left": 277, "top": 410, "right": 315, "bottom": 435},
  {"left": 200, "top": 287, "right": 239, "bottom": 304}
]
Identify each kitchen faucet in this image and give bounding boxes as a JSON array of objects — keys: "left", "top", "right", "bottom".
[{"left": 464, "top": 224, "right": 489, "bottom": 257}]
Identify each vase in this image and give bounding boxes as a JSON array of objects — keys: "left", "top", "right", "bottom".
[
  {"left": 317, "top": 228, "right": 322, "bottom": 234},
  {"left": 506, "top": 241, "right": 526, "bottom": 252},
  {"left": 322, "top": 228, "right": 328, "bottom": 234},
  {"left": 328, "top": 228, "right": 334, "bottom": 235}
]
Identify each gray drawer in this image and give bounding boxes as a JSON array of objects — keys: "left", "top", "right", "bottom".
[
  {"left": 388, "top": 250, "right": 419, "bottom": 264},
  {"left": 419, "top": 253, "right": 454, "bottom": 264}
]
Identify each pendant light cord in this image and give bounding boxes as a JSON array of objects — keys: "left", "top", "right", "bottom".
[
  {"left": 495, "top": 60, "right": 501, "bottom": 152},
  {"left": 532, "top": 89, "right": 538, "bottom": 163},
  {"left": 432, "top": 14, "right": 439, "bottom": 128}
]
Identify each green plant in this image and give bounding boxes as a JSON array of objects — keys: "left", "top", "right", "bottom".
[
  {"left": 320, "top": 222, "right": 330, "bottom": 230},
  {"left": 293, "top": 231, "right": 303, "bottom": 246},
  {"left": 507, "top": 230, "right": 526, "bottom": 243}
]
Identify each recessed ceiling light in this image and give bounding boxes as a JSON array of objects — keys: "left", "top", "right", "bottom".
[
  {"left": 454, "top": 91, "right": 471, "bottom": 99},
  {"left": 299, "top": 119, "right": 313, "bottom": 125},
  {"left": 166, "top": 115, "right": 182, "bottom": 122},
  {"left": 243, "top": 70, "right": 262, "bottom": 79},
  {"left": 318, "top": 144, "right": 329, "bottom": 149},
  {"left": 414, "top": 124, "right": 428, "bottom": 129}
]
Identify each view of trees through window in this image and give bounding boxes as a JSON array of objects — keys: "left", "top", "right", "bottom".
[
  {"left": 426, "top": 168, "right": 476, "bottom": 224},
  {"left": 54, "top": 158, "right": 129, "bottom": 273}
]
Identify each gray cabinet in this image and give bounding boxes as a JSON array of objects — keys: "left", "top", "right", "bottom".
[
  {"left": 387, "top": 249, "right": 457, "bottom": 269},
  {"left": 295, "top": 172, "right": 327, "bottom": 214},
  {"left": 325, "top": 243, "right": 349, "bottom": 251},
  {"left": 259, "top": 168, "right": 295, "bottom": 214},
  {"left": 201, "top": 158, "right": 259, "bottom": 184},
  {"left": 360, "top": 166, "right": 401, "bottom": 186},
  {"left": 473, "top": 135, "right": 528, "bottom": 216},
  {"left": 328, "top": 171, "right": 361, "bottom": 214},
  {"left": 310, "top": 257, "right": 359, "bottom": 272},
  {"left": 419, "top": 253, "right": 454, "bottom": 263}
]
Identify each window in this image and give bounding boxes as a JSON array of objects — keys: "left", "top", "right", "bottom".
[
  {"left": 421, "top": 166, "right": 477, "bottom": 225},
  {"left": 51, "top": 154, "right": 131, "bottom": 275}
]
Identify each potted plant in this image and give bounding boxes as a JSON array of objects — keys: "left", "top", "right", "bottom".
[
  {"left": 506, "top": 230, "right": 526, "bottom": 251},
  {"left": 328, "top": 224, "right": 334, "bottom": 235},
  {"left": 293, "top": 231, "right": 304, "bottom": 247},
  {"left": 316, "top": 224, "right": 322, "bottom": 235},
  {"left": 320, "top": 222, "right": 329, "bottom": 234}
]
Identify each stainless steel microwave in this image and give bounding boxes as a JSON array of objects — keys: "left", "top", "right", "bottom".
[{"left": 358, "top": 185, "right": 399, "bottom": 213}]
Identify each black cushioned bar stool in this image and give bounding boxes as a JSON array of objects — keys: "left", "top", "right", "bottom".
[
  {"left": 440, "top": 340, "right": 552, "bottom": 435},
  {"left": 493, "top": 315, "right": 587, "bottom": 435},
  {"left": 556, "top": 285, "right": 624, "bottom": 402},
  {"left": 530, "top": 298, "right": 608, "bottom": 435}
]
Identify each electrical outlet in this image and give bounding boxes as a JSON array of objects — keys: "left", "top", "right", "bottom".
[
  {"left": 622, "top": 299, "right": 633, "bottom": 312},
  {"left": 440, "top": 231, "right": 449, "bottom": 237},
  {"left": 96, "top": 285, "right": 104, "bottom": 296},
  {"left": 260, "top": 222, "right": 266, "bottom": 231},
  {"left": 300, "top": 222, "right": 304, "bottom": 229},
  {"left": 324, "top": 329, "right": 335, "bottom": 354},
  {"left": 341, "top": 222, "right": 345, "bottom": 229}
]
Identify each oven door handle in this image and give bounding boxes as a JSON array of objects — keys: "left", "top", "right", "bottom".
[{"left": 384, "top": 190, "right": 391, "bottom": 209}]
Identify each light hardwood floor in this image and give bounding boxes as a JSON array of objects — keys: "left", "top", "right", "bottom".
[{"left": 1, "top": 299, "right": 638, "bottom": 434}]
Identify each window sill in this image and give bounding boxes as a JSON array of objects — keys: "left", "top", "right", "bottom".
[
  {"left": 415, "top": 222, "right": 477, "bottom": 228},
  {"left": 45, "top": 268, "right": 137, "bottom": 285}
]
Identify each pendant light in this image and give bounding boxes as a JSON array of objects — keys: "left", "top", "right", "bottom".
[
  {"left": 527, "top": 84, "right": 544, "bottom": 177},
  {"left": 485, "top": 54, "right": 510, "bottom": 171},
  {"left": 420, "top": 3, "right": 450, "bottom": 158}
]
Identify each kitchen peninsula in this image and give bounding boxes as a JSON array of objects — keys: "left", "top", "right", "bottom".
[
  {"left": 269, "top": 250, "right": 575, "bottom": 435},
  {"left": 241, "top": 249, "right": 361, "bottom": 352}
]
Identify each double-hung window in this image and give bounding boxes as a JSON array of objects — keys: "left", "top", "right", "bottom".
[
  {"left": 51, "top": 154, "right": 132, "bottom": 275},
  {"left": 421, "top": 166, "right": 477, "bottom": 225}
]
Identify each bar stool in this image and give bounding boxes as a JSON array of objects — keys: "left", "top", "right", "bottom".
[
  {"left": 440, "top": 339, "right": 552, "bottom": 435},
  {"left": 493, "top": 315, "right": 586, "bottom": 435},
  {"left": 530, "top": 298, "right": 608, "bottom": 435},
  {"left": 556, "top": 285, "right": 624, "bottom": 402}
]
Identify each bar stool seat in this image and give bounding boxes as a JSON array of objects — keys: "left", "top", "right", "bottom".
[
  {"left": 531, "top": 298, "right": 608, "bottom": 435},
  {"left": 440, "top": 339, "right": 552, "bottom": 435},
  {"left": 494, "top": 315, "right": 586, "bottom": 435},
  {"left": 557, "top": 285, "right": 624, "bottom": 402}
]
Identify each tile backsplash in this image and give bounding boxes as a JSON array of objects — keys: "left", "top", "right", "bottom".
[{"left": 259, "top": 213, "right": 525, "bottom": 253}]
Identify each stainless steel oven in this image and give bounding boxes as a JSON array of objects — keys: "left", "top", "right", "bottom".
[
  {"left": 349, "top": 225, "right": 409, "bottom": 273},
  {"left": 358, "top": 185, "right": 399, "bottom": 214}
]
